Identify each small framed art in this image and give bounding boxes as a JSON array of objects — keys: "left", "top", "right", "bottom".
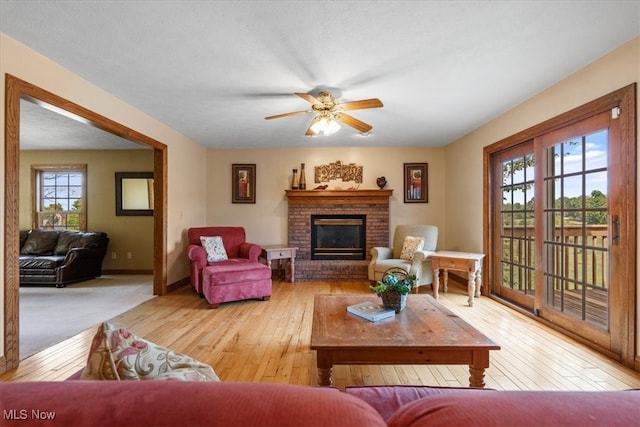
[
  {"left": 232, "top": 164, "right": 256, "bottom": 204},
  {"left": 404, "top": 163, "right": 428, "bottom": 203}
]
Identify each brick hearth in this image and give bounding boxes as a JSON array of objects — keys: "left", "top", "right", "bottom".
[{"left": 286, "top": 190, "right": 392, "bottom": 280}]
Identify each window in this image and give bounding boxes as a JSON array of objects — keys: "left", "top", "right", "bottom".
[{"left": 32, "top": 164, "right": 87, "bottom": 231}]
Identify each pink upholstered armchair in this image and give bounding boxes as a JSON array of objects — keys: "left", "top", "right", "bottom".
[{"left": 187, "top": 227, "right": 272, "bottom": 308}]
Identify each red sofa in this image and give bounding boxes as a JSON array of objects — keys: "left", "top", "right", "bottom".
[
  {"left": 0, "top": 381, "right": 636, "bottom": 426},
  {"left": 187, "top": 226, "right": 272, "bottom": 308}
]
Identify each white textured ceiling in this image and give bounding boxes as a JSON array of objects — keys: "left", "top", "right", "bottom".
[
  {"left": 2, "top": 1, "right": 639, "bottom": 150},
  {"left": 19, "top": 100, "right": 150, "bottom": 150}
]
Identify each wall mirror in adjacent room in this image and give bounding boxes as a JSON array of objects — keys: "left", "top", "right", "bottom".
[{"left": 115, "top": 172, "right": 154, "bottom": 216}]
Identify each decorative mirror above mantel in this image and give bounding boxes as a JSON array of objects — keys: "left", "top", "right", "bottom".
[{"left": 115, "top": 172, "right": 154, "bottom": 216}]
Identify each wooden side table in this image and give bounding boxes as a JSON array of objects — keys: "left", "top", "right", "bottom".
[
  {"left": 430, "top": 251, "right": 485, "bottom": 307},
  {"left": 260, "top": 245, "right": 298, "bottom": 283}
]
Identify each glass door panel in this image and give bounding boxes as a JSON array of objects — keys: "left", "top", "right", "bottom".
[
  {"left": 542, "top": 125, "right": 609, "bottom": 331},
  {"left": 495, "top": 144, "right": 536, "bottom": 308}
]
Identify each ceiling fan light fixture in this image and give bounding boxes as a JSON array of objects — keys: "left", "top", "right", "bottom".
[
  {"left": 309, "top": 113, "right": 340, "bottom": 136},
  {"left": 266, "top": 91, "right": 382, "bottom": 136}
]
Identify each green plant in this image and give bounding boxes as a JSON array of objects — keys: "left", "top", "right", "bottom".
[{"left": 370, "top": 270, "right": 417, "bottom": 296}]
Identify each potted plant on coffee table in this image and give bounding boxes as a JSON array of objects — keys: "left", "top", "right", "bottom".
[{"left": 370, "top": 267, "right": 417, "bottom": 313}]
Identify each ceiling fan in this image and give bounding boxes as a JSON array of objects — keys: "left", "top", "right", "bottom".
[{"left": 265, "top": 91, "right": 383, "bottom": 136}]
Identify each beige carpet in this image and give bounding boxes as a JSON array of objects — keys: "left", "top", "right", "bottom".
[{"left": 19, "top": 275, "right": 154, "bottom": 359}]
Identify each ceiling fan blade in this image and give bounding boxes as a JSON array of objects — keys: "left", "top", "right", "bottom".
[
  {"left": 265, "top": 110, "right": 311, "bottom": 120},
  {"left": 305, "top": 116, "right": 322, "bottom": 136},
  {"left": 339, "top": 98, "right": 384, "bottom": 111},
  {"left": 335, "top": 113, "right": 373, "bottom": 133},
  {"left": 295, "top": 92, "right": 324, "bottom": 106}
]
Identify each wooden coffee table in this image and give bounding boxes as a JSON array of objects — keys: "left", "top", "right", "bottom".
[{"left": 310, "top": 294, "right": 500, "bottom": 387}]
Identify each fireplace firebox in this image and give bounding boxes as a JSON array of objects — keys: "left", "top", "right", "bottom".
[{"left": 311, "top": 214, "right": 366, "bottom": 260}]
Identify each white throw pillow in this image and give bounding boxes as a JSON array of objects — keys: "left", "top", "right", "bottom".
[
  {"left": 200, "top": 236, "right": 228, "bottom": 262},
  {"left": 400, "top": 236, "right": 425, "bottom": 260}
]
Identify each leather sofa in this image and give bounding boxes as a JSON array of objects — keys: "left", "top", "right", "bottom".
[
  {"left": 187, "top": 226, "right": 272, "bottom": 308},
  {"left": 0, "top": 381, "right": 636, "bottom": 426},
  {"left": 19, "top": 229, "right": 109, "bottom": 287}
]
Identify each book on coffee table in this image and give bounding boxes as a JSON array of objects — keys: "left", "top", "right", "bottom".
[{"left": 346, "top": 301, "right": 395, "bottom": 322}]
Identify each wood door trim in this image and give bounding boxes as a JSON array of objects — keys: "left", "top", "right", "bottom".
[{"left": 2, "top": 74, "right": 168, "bottom": 373}]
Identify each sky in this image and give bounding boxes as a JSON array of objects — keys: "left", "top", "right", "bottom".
[{"left": 506, "top": 129, "right": 608, "bottom": 206}]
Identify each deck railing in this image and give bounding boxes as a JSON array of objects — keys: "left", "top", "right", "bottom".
[{"left": 506, "top": 225, "right": 608, "bottom": 289}]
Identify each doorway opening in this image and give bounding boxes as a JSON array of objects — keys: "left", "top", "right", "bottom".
[{"left": 3, "top": 74, "right": 168, "bottom": 372}]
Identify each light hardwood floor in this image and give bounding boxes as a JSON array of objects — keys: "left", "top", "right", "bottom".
[{"left": 2, "top": 278, "right": 640, "bottom": 391}]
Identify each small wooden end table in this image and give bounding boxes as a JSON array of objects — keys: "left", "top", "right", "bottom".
[
  {"left": 310, "top": 294, "right": 500, "bottom": 387},
  {"left": 431, "top": 251, "right": 485, "bottom": 307},
  {"left": 260, "top": 245, "right": 298, "bottom": 283}
]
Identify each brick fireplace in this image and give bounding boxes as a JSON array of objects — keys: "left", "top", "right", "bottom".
[{"left": 286, "top": 189, "right": 392, "bottom": 280}]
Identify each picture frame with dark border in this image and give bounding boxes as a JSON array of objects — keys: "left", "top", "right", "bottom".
[
  {"left": 403, "top": 163, "right": 428, "bottom": 203},
  {"left": 232, "top": 164, "right": 256, "bottom": 203},
  {"left": 115, "top": 172, "right": 154, "bottom": 216}
]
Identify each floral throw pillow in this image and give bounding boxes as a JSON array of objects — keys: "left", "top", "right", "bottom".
[
  {"left": 200, "top": 236, "right": 228, "bottom": 262},
  {"left": 400, "top": 236, "right": 425, "bottom": 260},
  {"left": 80, "top": 322, "right": 220, "bottom": 381}
]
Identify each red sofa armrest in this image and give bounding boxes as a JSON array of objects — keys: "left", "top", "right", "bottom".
[
  {"left": 187, "top": 244, "right": 208, "bottom": 294},
  {"left": 188, "top": 244, "right": 207, "bottom": 266},
  {"left": 239, "top": 242, "right": 261, "bottom": 262}
]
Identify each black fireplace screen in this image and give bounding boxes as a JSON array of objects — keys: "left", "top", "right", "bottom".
[{"left": 311, "top": 214, "right": 366, "bottom": 260}]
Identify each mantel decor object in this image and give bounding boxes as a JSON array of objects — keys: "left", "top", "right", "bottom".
[
  {"left": 299, "top": 163, "right": 307, "bottom": 190},
  {"left": 370, "top": 267, "right": 416, "bottom": 313},
  {"left": 376, "top": 176, "right": 387, "bottom": 189}
]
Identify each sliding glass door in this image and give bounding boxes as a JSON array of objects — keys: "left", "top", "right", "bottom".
[{"left": 486, "top": 85, "right": 636, "bottom": 365}]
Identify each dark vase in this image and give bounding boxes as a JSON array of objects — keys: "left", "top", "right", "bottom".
[{"left": 376, "top": 176, "right": 387, "bottom": 189}]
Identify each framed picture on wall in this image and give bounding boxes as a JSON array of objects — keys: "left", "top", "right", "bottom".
[
  {"left": 232, "top": 164, "right": 256, "bottom": 204},
  {"left": 403, "top": 163, "right": 428, "bottom": 203}
]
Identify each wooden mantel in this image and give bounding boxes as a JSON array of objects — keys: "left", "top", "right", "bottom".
[{"left": 285, "top": 189, "right": 393, "bottom": 205}]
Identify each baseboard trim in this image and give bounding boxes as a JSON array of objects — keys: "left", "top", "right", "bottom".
[{"left": 168, "top": 277, "right": 190, "bottom": 293}]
